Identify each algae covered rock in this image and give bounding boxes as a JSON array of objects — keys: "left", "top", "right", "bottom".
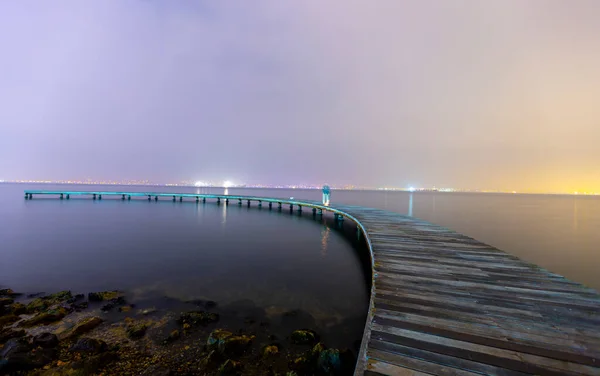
[
  {"left": 221, "top": 335, "right": 254, "bottom": 356},
  {"left": 206, "top": 329, "right": 233, "bottom": 350},
  {"left": 88, "top": 290, "right": 123, "bottom": 302},
  {"left": 31, "top": 332, "right": 59, "bottom": 348},
  {"left": 289, "top": 355, "right": 312, "bottom": 373},
  {"left": 26, "top": 291, "right": 72, "bottom": 313},
  {"left": 64, "top": 316, "right": 104, "bottom": 339},
  {"left": 290, "top": 329, "right": 319, "bottom": 345},
  {"left": 317, "top": 348, "right": 341, "bottom": 374},
  {"left": 0, "top": 314, "right": 19, "bottom": 327},
  {"left": 262, "top": 344, "right": 279, "bottom": 357},
  {"left": 0, "top": 327, "right": 25, "bottom": 343},
  {"left": 20, "top": 306, "right": 68, "bottom": 327},
  {"left": 126, "top": 322, "right": 148, "bottom": 339},
  {"left": 164, "top": 329, "right": 180, "bottom": 344},
  {"left": 9, "top": 302, "right": 27, "bottom": 315},
  {"left": 177, "top": 310, "right": 219, "bottom": 326}
]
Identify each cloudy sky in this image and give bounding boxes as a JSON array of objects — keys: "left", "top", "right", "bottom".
[{"left": 1, "top": 1, "right": 599, "bottom": 192}]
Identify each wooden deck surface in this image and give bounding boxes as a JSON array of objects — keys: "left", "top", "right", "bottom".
[{"left": 24, "top": 191, "right": 600, "bottom": 375}]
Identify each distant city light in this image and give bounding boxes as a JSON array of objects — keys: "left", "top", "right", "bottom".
[
  {"left": 194, "top": 181, "right": 207, "bottom": 187},
  {"left": 223, "top": 180, "right": 233, "bottom": 188},
  {"left": 408, "top": 187, "right": 416, "bottom": 192}
]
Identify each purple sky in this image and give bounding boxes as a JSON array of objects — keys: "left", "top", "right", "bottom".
[{"left": 1, "top": 1, "right": 599, "bottom": 192}]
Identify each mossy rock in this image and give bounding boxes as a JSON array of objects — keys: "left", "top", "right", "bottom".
[
  {"left": 62, "top": 316, "right": 104, "bottom": 339},
  {"left": 164, "top": 329, "right": 180, "bottom": 344},
  {"left": 10, "top": 302, "right": 27, "bottom": 315},
  {"left": 0, "top": 327, "right": 25, "bottom": 343},
  {"left": 0, "top": 314, "right": 19, "bottom": 327},
  {"left": 0, "top": 297, "right": 14, "bottom": 307},
  {"left": 26, "top": 291, "right": 72, "bottom": 313},
  {"left": 0, "top": 289, "right": 20, "bottom": 297},
  {"left": 88, "top": 290, "right": 123, "bottom": 302},
  {"left": 262, "top": 345, "right": 279, "bottom": 357},
  {"left": 317, "top": 348, "right": 341, "bottom": 374},
  {"left": 310, "top": 342, "right": 326, "bottom": 357},
  {"left": 218, "top": 359, "right": 241, "bottom": 375},
  {"left": 220, "top": 335, "right": 254, "bottom": 356},
  {"left": 290, "top": 329, "right": 319, "bottom": 345},
  {"left": 177, "top": 311, "right": 219, "bottom": 326},
  {"left": 207, "top": 329, "right": 233, "bottom": 350},
  {"left": 20, "top": 307, "right": 68, "bottom": 327},
  {"left": 126, "top": 322, "right": 148, "bottom": 339}
]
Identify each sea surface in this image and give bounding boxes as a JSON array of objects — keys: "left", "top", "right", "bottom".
[{"left": 0, "top": 183, "right": 371, "bottom": 351}]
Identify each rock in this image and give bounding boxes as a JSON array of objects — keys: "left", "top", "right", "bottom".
[
  {"left": 20, "top": 307, "right": 68, "bottom": 327},
  {"left": 0, "top": 289, "right": 23, "bottom": 298},
  {"left": 218, "top": 359, "right": 241, "bottom": 375},
  {"left": 118, "top": 304, "right": 134, "bottom": 312},
  {"left": 164, "top": 329, "right": 180, "bottom": 343},
  {"left": 206, "top": 329, "right": 233, "bottom": 351},
  {"left": 317, "top": 348, "right": 341, "bottom": 374},
  {"left": 182, "top": 323, "right": 191, "bottom": 331},
  {"left": 100, "top": 296, "right": 127, "bottom": 311},
  {"left": 139, "top": 307, "right": 157, "bottom": 315},
  {"left": 66, "top": 294, "right": 85, "bottom": 304},
  {"left": 69, "top": 337, "right": 108, "bottom": 354},
  {"left": 88, "top": 290, "right": 123, "bottom": 302},
  {"left": 199, "top": 350, "right": 221, "bottom": 369},
  {"left": 72, "top": 301, "right": 88, "bottom": 311},
  {"left": 177, "top": 311, "right": 219, "bottom": 326},
  {"left": 263, "top": 345, "right": 279, "bottom": 357},
  {"left": 0, "top": 337, "right": 55, "bottom": 373},
  {"left": 0, "top": 297, "right": 14, "bottom": 307},
  {"left": 0, "top": 328, "right": 25, "bottom": 343},
  {"left": 10, "top": 302, "right": 27, "bottom": 315},
  {"left": 32, "top": 332, "right": 59, "bottom": 348},
  {"left": 26, "top": 291, "right": 72, "bottom": 313},
  {"left": 0, "top": 314, "right": 19, "bottom": 327},
  {"left": 126, "top": 322, "right": 148, "bottom": 339},
  {"left": 63, "top": 316, "right": 103, "bottom": 339},
  {"left": 311, "top": 342, "right": 326, "bottom": 357},
  {"left": 290, "top": 329, "right": 319, "bottom": 345},
  {"left": 220, "top": 335, "right": 254, "bottom": 356}
]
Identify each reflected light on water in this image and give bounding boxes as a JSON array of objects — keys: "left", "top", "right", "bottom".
[
  {"left": 320, "top": 226, "right": 330, "bottom": 257},
  {"left": 408, "top": 193, "right": 414, "bottom": 217}
]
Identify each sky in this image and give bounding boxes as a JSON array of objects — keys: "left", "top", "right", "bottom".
[{"left": 1, "top": 1, "right": 599, "bottom": 192}]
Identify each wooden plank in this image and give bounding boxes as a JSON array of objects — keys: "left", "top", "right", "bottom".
[{"left": 367, "top": 348, "right": 481, "bottom": 376}]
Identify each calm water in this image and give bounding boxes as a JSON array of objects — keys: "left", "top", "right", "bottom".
[{"left": 0, "top": 184, "right": 370, "bottom": 349}]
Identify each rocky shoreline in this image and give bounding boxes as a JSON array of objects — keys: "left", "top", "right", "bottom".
[{"left": 0, "top": 288, "right": 356, "bottom": 375}]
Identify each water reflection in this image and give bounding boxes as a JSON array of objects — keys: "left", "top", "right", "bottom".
[
  {"left": 320, "top": 226, "right": 331, "bottom": 257},
  {"left": 408, "top": 193, "right": 413, "bottom": 217},
  {"left": 573, "top": 198, "right": 578, "bottom": 231}
]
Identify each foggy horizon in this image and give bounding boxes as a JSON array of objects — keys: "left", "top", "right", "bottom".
[{"left": 1, "top": 1, "right": 599, "bottom": 193}]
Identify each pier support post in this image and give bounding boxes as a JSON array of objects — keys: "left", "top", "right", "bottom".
[
  {"left": 298, "top": 205, "right": 302, "bottom": 213},
  {"left": 278, "top": 202, "right": 282, "bottom": 210},
  {"left": 98, "top": 194, "right": 102, "bottom": 200},
  {"left": 29, "top": 193, "right": 33, "bottom": 199},
  {"left": 247, "top": 200, "right": 251, "bottom": 207},
  {"left": 318, "top": 209, "right": 322, "bottom": 215},
  {"left": 66, "top": 194, "right": 70, "bottom": 200},
  {"left": 289, "top": 204, "right": 293, "bottom": 212},
  {"left": 93, "top": 194, "right": 96, "bottom": 200},
  {"left": 312, "top": 208, "right": 317, "bottom": 216},
  {"left": 203, "top": 197, "right": 206, "bottom": 203},
  {"left": 258, "top": 201, "right": 262, "bottom": 208},
  {"left": 217, "top": 197, "right": 221, "bottom": 204},
  {"left": 179, "top": 196, "right": 183, "bottom": 202},
  {"left": 25, "top": 193, "right": 28, "bottom": 199},
  {"left": 172, "top": 196, "right": 176, "bottom": 202},
  {"left": 155, "top": 196, "right": 158, "bottom": 201},
  {"left": 225, "top": 198, "right": 229, "bottom": 205},
  {"left": 149, "top": 195, "right": 152, "bottom": 201},
  {"left": 128, "top": 195, "right": 131, "bottom": 201},
  {"left": 238, "top": 199, "right": 242, "bottom": 205},
  {"left": 60, "top": 193, "right": 64, "bottom": 200},
  {"left": 196, "top": 197, "right": 199, "bottom": 203},
  {"left": 269, "top": 202, "right": 272, "bottom": 209},
  {"left": 122, "top": 194, "right": 125, "bottom": 200}
]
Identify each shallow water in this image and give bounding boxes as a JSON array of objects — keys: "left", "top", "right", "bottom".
[{"left": 0, "top": 184, "right": 370, "bottom": 350}]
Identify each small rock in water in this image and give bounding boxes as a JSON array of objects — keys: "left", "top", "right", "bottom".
[
  {"left": 263, "top": 345, "right": 279, "bottom": 357},
  {"left": 118, "top": 304, "right": 134, "bottom": 312},
  {"left": 164, "top": 329, "right": 180, "bottom": 343},
  {"left": 290, "top": 329, "right": 320, "bottom": 345},
  {"left": 100, "top": 296, "right": 127, "bottom": 312},
  {"left": 31, "top": 332, "right": 59, "bottom": 348},
  {"left": 88, "top": 290, "right": 123, "bottom": 302},
  {"left": 70, "top": 337, "right": 108, "bottom": 354},
  {"left": 126, "top": 321, "right": 148, "bottom": 339},
  {"left": 0, "top": 289, "right": 21, "bottom": 298},
  {"left": 177, "top": 311, "right": 219, "bottom": 327},
  {"left": 20, "top": 306, "right": 68, "bottom": 327},
  {"left": 206, "top": 329, "right": 233, "bottom": 350},
  {"left": 25, "top": 291, "right": 72, "bottom": 313}
]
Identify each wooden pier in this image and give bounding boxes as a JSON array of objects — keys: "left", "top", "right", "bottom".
[{"left": 24, "top": 190, "right": 600, "bottom": 375}]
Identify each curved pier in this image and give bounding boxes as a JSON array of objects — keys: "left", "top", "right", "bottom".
[{"left": 24, "top": 190, "right": 600, "bottom": 375}]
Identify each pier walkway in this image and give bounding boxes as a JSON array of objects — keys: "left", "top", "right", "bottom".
[{"left": 24, "top": 190, "right": 600, "bottom": 375}]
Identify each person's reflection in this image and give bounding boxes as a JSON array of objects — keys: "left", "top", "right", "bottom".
[{"left": 408, "top": 193, "right": 413, "bottom": 217}]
